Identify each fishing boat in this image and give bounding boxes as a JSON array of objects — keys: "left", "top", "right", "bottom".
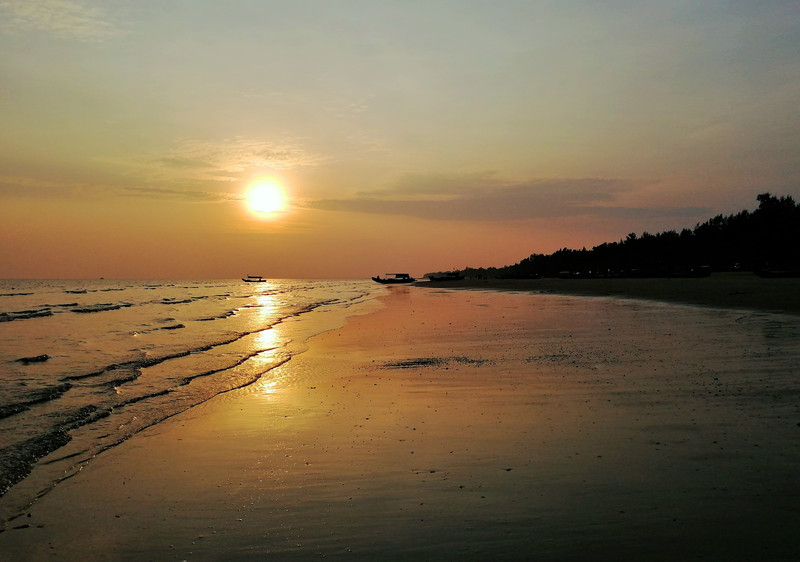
[
  {"left": 371, "top": 273, "right": 415, "bottom": 284},
  {"left": 242, "top": 275, "right": 267, "bottom": 283}
]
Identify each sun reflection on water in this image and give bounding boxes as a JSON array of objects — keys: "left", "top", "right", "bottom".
[
  {"left": 253, "top": 377, "right": 282, "bottom": 397},
  {"left": 255, "top": 326, "right": 281, "bottom": 354},
  {"left": 253, "top": 287, "right": 279, "bottom": 314},
  {"left": 247, "top": 286, "right": 291, "bottom": 399}
]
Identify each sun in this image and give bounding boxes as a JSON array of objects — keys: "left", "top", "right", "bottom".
[{"left": 245, "top": 178, "right": 289, "bottom": 218}]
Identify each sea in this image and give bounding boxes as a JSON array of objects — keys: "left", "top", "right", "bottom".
[{"left": 0, "top": 278, "right": 384, "bottom": 523}]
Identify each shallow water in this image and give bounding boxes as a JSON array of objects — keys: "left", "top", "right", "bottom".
[{"left": 0, "top": 278, "right": 383, "bottom": 520}]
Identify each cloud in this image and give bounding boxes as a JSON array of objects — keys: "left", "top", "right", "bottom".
[
  {"left": 116, "top": 186, "right": 240, "bottom": 202},
  {"left": 93, "top": 136, "right": 329, "bottom": 188},
  {"left": 372, "top": 171, "right": 504, "bottom": 197},
  {"left": 1, "top": 136, "right": 324, "bottom": 203},
  {"left": 306, "top": 173, "right": 709, "bottom": 222},
  {"left": 0, "top": 174, "right": 82, "bottom": 196},
  {"left": 0, "top": 173, "right": 242, "bottom": 204},
  {"left": 0, "top": 0, "right": 121, "bottom": 41},
  {"left": 588, "top": 206, "right": 711, "bottom": 220},
  {"left": 136, "top": 137, "right": 328, "bottom": 183}
]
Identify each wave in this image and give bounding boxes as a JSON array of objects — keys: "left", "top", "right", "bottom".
[
  {"left": 0, "top": 309, "right": 54, "bottom": 322},
  {"left": 0, "top": 335, "right": 285, "bottom": 501},
  {"left": 2, "top": 293, "right": 222, "bottom": 325},
  {"left": 1, "top": 307, "right": 317, "bottom": 499},
  {"left": 0, "top": 279, "right": 382, "bottom": 524},
  {"left": 0, "top": 431, "right": 72, "bottom": 497},
  {"left": 71, "top": 303, "right": 133, "bottom": 314},
  {"left": 14, "top": 354, "right": 50, "bottom": 365},
  {"left": 196, "top": 309, "right": 235, "bottom": 321},
  {"left": 0, "top": 383, "right": 72, "bottom": 420}
]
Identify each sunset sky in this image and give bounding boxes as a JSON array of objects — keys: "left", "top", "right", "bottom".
[{"left": 2, "top": 1, "right": 799, "bottom": 279}]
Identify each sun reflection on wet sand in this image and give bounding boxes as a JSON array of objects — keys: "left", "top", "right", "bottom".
[
  {"left": 252, "top": 377, "right": 282, "bottom": 398},
  {"left": 254, "top": 326, "right": 281, "bottom": 353}
]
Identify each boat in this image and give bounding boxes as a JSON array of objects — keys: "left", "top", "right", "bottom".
[
  {"left": 371, "top": 273, "right": 415, "bottom": 284},
  {"left": 242, "top": 275, "right": 267, "bottom": 283}
]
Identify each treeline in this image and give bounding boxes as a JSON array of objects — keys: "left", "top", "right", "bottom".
[{"left": 456, "top": 193, "right": 800, "bottom": 279}]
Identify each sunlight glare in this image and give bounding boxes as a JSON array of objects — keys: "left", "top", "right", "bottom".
[{"left": 245, "top": 178, "right": 289, "bottom": 218}]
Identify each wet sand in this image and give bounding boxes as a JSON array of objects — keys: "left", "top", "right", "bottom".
[
  {"left": 421, "top": 272, "right": 800, "bottom": 316},
  {"left": 2, "top": 286, "right": 800, "bottom": 560}
]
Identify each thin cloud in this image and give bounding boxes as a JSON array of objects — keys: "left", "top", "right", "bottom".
[
  {"left": 591, "top": 206, "right": 711, "bottom": 220},
  {"left": 150, "top": 137, "right": 326, "bottom": 179},
  {"left": 0, "top": 0, "right": 121, "bottom": 41},
  {"left": 1, "top": 136, "right": 323, "bottom": 203},
  {"left": 0, "top": 174, "right": 85, "bottom": 196},
  {"left": 0, "top": 174, "right": 240, "bottom": 203},
  {"left": 374, "top": 171, "right": 505, "bottom": 197},
  {"left": 152, "top": 157, "right": 214, "bottom": 170},
  {"left": 119, "top": 186, "right": 240, "bottom": 202},
  {"left": 306, "top": 174, "right": 709, "bottom": 222},
  {"left": 102, "top": 136, "right": 328, "bottom": 185}
]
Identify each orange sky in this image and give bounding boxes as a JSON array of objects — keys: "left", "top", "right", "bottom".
[{"left": 2, "top": 1, "right": 799, "bottom": 279}]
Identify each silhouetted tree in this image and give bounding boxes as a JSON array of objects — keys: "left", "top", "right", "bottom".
[{"left": 453, "top": 193, "right": 800, "bottom": 278}]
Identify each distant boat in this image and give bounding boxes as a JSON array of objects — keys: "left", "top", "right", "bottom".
[
  {"left": 242, "top": 275, "right": 267, "bottom": 283},
  {"left": 372, "top": 273, "right": 415, "bottom": 284}
]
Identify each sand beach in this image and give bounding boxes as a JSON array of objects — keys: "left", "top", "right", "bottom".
[
  {"left": 1, "top": 280, "right": 800, "bottom": 560},
  {"left": 426, "top": 272, "right": 800, "bottom": 316}
]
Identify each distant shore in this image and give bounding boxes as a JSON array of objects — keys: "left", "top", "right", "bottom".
[{"left": 418, "top": 271, "right": 800, "bottom": 315}]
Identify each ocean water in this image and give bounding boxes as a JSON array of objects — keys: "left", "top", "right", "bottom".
[{"left": 0, "top": 278, "right": 383, "bottom": 521}]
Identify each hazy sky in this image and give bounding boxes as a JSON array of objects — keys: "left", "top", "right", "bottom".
[{"left": 2, "top": 1, "right": 799, "bottom": 278}]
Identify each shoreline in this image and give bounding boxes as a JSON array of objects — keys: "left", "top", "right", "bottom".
[
  {"left": 1, "top": 286, "right": 799, "bottom": 559},
  {"left": 417, "top": 271, "right": 800, "bottom": 315}
]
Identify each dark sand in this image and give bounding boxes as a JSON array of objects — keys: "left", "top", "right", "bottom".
[
  {"left": 1, "top": 284, "right": 800, "bottom": 560},
  {"left": 420, "top": 272, "right": 800, "bottom": 316}
]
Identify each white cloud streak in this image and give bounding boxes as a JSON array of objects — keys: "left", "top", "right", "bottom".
[
  {"left": 0, "top": 0, "right": 121, "bottom": 41},
  {"left": 166, "top": 137, "right": 327, "bottom": 173},
  {"left": 88, "top": 136, "right": 329, "bottom": 191},
  {"left": 0, "top": 173, "right": 240, "bottom": 203},
  {"left": 134, "top": 137, "right": 328, "bottom": 183}
]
